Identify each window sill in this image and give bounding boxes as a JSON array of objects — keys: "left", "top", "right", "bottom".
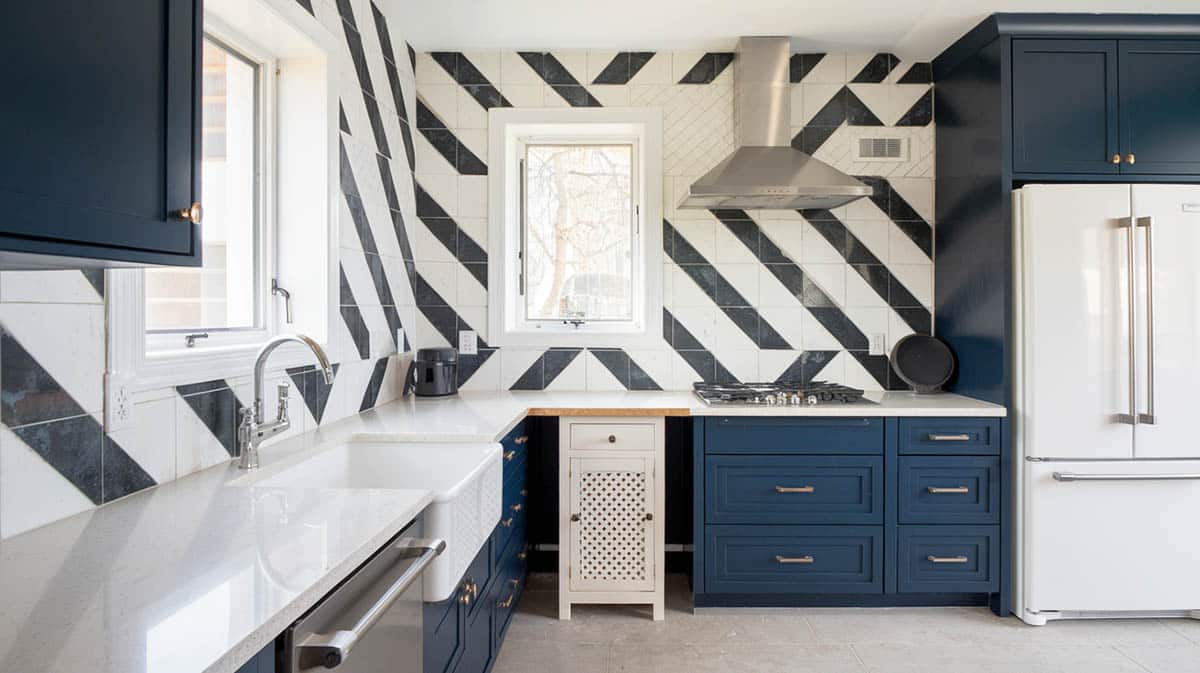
[
  {"left": 488, "top": 326, "right": 662, "bottom": 349},
  {"left": 129, "top": 339, "right": 333, "bottom": 392}
]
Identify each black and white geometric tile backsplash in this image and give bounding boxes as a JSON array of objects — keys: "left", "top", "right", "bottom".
[
  {"left": 411, "top": 48, "right": 934, "bottom": 393},
  {"left": 0, "top": 0, "right": 936, "bottom": 538}
]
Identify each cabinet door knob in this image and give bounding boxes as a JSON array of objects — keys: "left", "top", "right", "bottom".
[
  {"left": 1111, "top": 153, "right": 1121, "bottom": 164},
  {"left": 176, "top": 201, "right": 202, "bottom": 224},
  {"left": 1126, "top": 153, "right": 1136, "bottom": 165},
  {"left": 570, "top": 513, "right": 580, "bottom": 522},
  {"left": 644, "top": 512, "right": 653, "bottom": 521},
  {"left": 608, "top": 435, "right": 616, "bottom": 443}
]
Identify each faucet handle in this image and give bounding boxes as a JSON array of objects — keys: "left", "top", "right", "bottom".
[{"left": 277, "top": 381, "right": 290, "bottom": 400}]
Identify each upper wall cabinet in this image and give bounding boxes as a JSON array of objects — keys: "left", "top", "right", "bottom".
[
  {"left": 0, "top": 0, "right": 201, "bottom": 268},
  {"left": 1011, "top": 36, "right": 1200, "bottom": 176}
]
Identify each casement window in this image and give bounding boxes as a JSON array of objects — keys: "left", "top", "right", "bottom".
[
  {"left": 488, "top": 108, "right": 663, "bottom": 347},
  {"left": 107, "top": 0, "right": 340, "bottom": 394}
]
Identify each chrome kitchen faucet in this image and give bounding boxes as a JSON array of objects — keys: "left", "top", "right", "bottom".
[{"left": 236, "top": 334, "right": 334, "bottom": 469}]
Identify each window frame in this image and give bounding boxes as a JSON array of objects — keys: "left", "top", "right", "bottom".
[
  {"left": 144, "top": 29, "right": 274, "bottom": 350},
  {"left": 488, "top": 107, "right": 663, "bottom": 348},
  {"left": 105, "top": 0, "right": 341, "bottom": 395}
]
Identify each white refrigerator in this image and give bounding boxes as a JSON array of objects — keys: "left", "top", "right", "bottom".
[{"left": 1013, "top": 184, "right": 1200, "bottom": 626}]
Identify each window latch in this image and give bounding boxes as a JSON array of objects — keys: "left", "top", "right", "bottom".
[
  {"left": 272, "top": 279, "right": 293, "bottom": 324},
  {"left": 563, "top": 319, "right": 586, "bottom": 329},
  {"left": 185, "top": 333, "right": 209, "bottom": 348}
]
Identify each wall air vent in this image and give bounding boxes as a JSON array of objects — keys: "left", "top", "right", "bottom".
[{"left": 855, "top": 137, "right": 906, "bottom": 161}]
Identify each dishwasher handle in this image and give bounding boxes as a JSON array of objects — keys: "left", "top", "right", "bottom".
[{"left": 297, "top": 537, "right": 445, "bottom": 669}]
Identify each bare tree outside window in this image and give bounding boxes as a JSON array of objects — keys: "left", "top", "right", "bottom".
[{"left": 523, "top": 144, "right": 635, "bottom": 323}]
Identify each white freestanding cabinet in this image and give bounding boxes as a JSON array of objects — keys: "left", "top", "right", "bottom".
[
  {"left": 559, "top": 416, "right": 665, "bottom": 620},
  {"left": 1013, "top": 184, "right": 1200, "bottom": 626}
]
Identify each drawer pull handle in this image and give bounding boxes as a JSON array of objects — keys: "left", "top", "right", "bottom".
[
  {"left": 503, "top": 450, "right": 516, "bottom": 461},
  {"left": 500, "top": 517, "right": 514, "bottom": 527},
  {"left": 514, "top": 435, "right": 529, "bottom": 445},
  {"left": 608, "top": 434, "right": 617, "bottom": 443},
  {"left": 927, "top": 555, "right": 969, "bottom": 564},
  {"left": 508, "top": 578, "right": 520, "bottom": 587},
  {"left": 511, "top": 503, "right": 523, "bottom": 512},
  {"left": 520, "top": 489, "right": 528, "bottom": 497},
  {"left": 927, "top": 486, "right": 970, "bottom": 494},
  {"left": 775, "top": 555, "right": 814, "bottom": 564},
  {"left": 497, "top": 595, "right": 513, "bottom": 609},
  {"left": 517, "top": 551, "right": 528, "bottom": 560},
  {"left": 928, "top": 433, "right": 972, "bottom": 441},
  {"left": 775, "top": 485, "right": 815, "bottom": 494}
]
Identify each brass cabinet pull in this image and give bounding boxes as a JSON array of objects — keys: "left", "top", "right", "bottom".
[
  {"left": 1111, "top": 153, "right": 1121, "bottom": 164},
  {"left": 514, "top": 435, "right": 529, "bottom": 445},
  {"left": 508, "top": 578, "right": 520, "bottom": 587},
  {"left": 459, "top": 589, "right": 471, "bottom": 606},
  {"left": 1127, "top": 153, "right": 1136, "bottom": 164},
  {"left": 927, "top": 433, "right": 971, "bottom": 441},
  {"left": 927, "top": 555, "right": 969, "bottom": 564},
  {"left": 775, "top": 485, "right": 815, "bottom": 493},
  {"left": 497, "top": 595, "right": 513, "bottom": 609},
  {"left": 503, "top": 450, "right": 516, "bottom": 461},
  {"left": 927, "top": 486, "right": 970, "bottom": 494},
  {"left": 517, "top": 551, "right": 528, "bottom": 560},
  {"left": 176, "top": 201, "right": 202, "bottom": 224},
  {"left": 500, "top": 517, "right": 514, "bottom": 527},
  {"left": 775, "top": 555, "right": 814, "bottom": 564},
  {"left": 520, "top": 489, "right": 528, "bottom": 497},
  {"left": 511, "top": 503, "right": 523, "bottom": 512}
]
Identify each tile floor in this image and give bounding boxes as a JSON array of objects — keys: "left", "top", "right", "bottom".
[{"left": 492, "top": 575, "right": 1200, "bottom": 673}]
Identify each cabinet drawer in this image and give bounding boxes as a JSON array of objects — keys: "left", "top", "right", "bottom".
[
  {"left": 898, "top": 418, "right": 1000, "bottom": 455},
  {"left": 705, "top": 455, "right": 882, "bottom": 525},
  {"left": 568, "top": 422, "right": 656, "bottom": 451},
  {"left": 705, "top": 417, "right": 883, "bottom": 455},
  {"left": 897, "top": 525, "right": 999, "bottom": 593},
  {"left": 898, "top": 456, "right": 1000, "bottom": 524},
  {"left": 463, "top": 537, "right": 492, "bottom": 620},
  {"left": 704, "top": 525, "right": 882, "bottom": 594}
]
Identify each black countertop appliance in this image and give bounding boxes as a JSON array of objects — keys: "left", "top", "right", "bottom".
[{"left": 413, "top": 347, "right": 458, "bottom": 397}]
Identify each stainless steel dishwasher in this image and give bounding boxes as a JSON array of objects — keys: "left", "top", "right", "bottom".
[{"left": 282, "top": 520, "right": 444, "bottom": 672}]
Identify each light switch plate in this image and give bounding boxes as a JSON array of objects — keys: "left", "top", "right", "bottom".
[
  {"left": 458, "top": 330, "right": 477, "bottom": 355},
  {"left": 869, "top": 333, "right": 887, "bottom": 356}
]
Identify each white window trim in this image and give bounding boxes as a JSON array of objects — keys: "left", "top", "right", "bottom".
[
  {"left": 487, "top": 107, "right": 663, "bottom": 348},
  {"left": 107, "top": 0, "right": 340, "bottom": 394}
]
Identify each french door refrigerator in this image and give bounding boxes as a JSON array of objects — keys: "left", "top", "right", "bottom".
[{"left": 1013, "top": 183, "right": 1200, "bottom": 626}]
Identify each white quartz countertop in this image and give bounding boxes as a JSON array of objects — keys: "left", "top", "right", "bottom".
[{"left": 0, "top": 388, "right": 1003, "bottom": 673}]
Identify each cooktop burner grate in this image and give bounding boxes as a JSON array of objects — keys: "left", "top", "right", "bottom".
[{"left": 692, "top": 381, "right": 870, "bottom": 406}]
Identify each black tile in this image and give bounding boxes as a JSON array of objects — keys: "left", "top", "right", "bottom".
[
  {"left": 663, "top": 308, "right": 704, "bottom": 350},
  {"left": 800, "top": 274, "right": 839, "bottom": 308},
  {"left": 383, "top": 62, "right": 407, "bottom": 122},
  {"left": 665, "top": 222, "right": 708, "bottom": 264},
  {"left": 13, "top": 415, "right": 102, "bottom": 504},
  {"left": 414, "top": 182, "right": 450, "bottom": 219},
  {"left": 628, "top": 52, "right": 655, "bottom": 80},
  {"left": 510, "top": 355, "right": 545, "bottom": 390},
  {"left": 1, "top": 328, "right": 83, "bottom": 427},
  {"left": 808, "top": 307, "right": 868, "bottom": 350},
  {"left": 179, "top": 387, "right": 242, "bottom": 457},
  {"left": 713, "top": 275, "right": 750, "bottom": 307},
  {"left": 677, "top": 264, "right": 718, "bottom": 301},
  {"left": 799, "top": 350, "right": 840, "bottom": 382},
  {"left": 896, "top": 88, "right": 933, "bottom": 126},
  {"left": 407, "top": 43, "right": 417, "bottom": 73},
  {"left": 852, "top": 264, "right": 891, "bottom": 299},
  {"left": 895, "top": 220, "right": 933, "bottom": 258},
  {"left": 335, "top": 0, "right": 357, "bottom": 27},
  {"left": 628, "top": 358, "right": 662, "bottom": 391},
  {"left": 456, "top": 142, "right": 488, "bottom": 175},
  {"left": 422, "top": 217, "right": 458, "bottom": 256},
  {"left": 713, "top": 358, "right": 739, "bottom": 384},
  {"left": 462, "top": 263, "right": 487, "bottom": 289},
  {"left": 850, "top": 53, "right": 897, "bottom": 83},
  {"left": 364, "top": 252, "right": 398, "bottom": 306},
  {"left": 845, "top": 88, "right": 884, "bottom": 126},
  {"left": 896, "top": 62, "right": 932, "bottom": 84},
  {"left": 765, "top": 264, "right": 806, "bottom": 302},
  {"left": 294, "top": 0, "right": 314, "bottom": 16},
  {"left": 774, "top": 355, "right": 807, "bottom": 383},
  {"left": 80, "top": 269, "right": 104, "bottom": 297},
  {"left": 412, "top": 273, "right": 449, "bottom": 307},
  {"left": 101, "top": 435, "right": 156, "bottom": 503},
  {"left": 344, "top": 194, "right": 380, "bottom": 256},
  {"left": 363, "top": 93, "right": 391, "bottom": 158},
  {"left": 808, "top": 219, "right": 848, "bottom": 256},
  {"left": 844, "top": 233, "right": 880, "bottom": 265},
  {"left": 849, "top": 351, "right": 892, "bottom": 389},
  {"left": 288, "top": 364, "right": 339, "bottom": 425},
  {"left": 676, "top": 350, "right": 715, "bottom": 382},
  {"left": 758, "top": 233, "right": 791, "bottom": 263},
  {"left": 421, "top": 128, "right": 458, "bottom": 168},
  {"left": 717, "top": 218, "right": 760, "bottom": 260},
  {"left": 790, "top": 53, "right": 825, "bottom": 83},
  {"left": 343, "top": 26, "right": 375, "bottom": 97},
  {"left": 593, "top": 53, "right": 631, "bottom": 85},
  {"left": 340, "top": 266, "right": 356, "bottom": 305},
  {"left": 360, "top": 357, "right": 390, "bottom": 412},
  {"left": 678, "top": 53, "right": 735, "bottom": 84},
  {"left": 381, "top": 305, "right": 403, "bottom": 344},
  {"left": 340, "top": 305, "right": 370, "bottom": 360},
  {"left": 430, "top": 52, "right": 459, "bottom": 80},
  {"left": 463, "top": 84, "right": 511, "bottom": 110},
  {"left": 756, "top": 317, "right": 791, "bottom": 350},
  {"left": 792, "top": 126, "right": 839, "bottom": 154},
  {"left": 516, "top": 52, "right": 545, "bottom": 79},
  {"left": 798, "top": 208, "right": 838, "bottom": 221},
  {"left": 416, "top": 99, "right": 446, "bottom": 130},
  {"left": 457, "top": 348, "right": 496, "bottom": 387},
  {"left": 339, "top": 141, "right": 359, "bottom": 197},
  {"left": 722, "top": 307, "right": 760, "bottom": 343},
  {"left": 339, "top": 104, "right": 352, "bottom": 135},
  {"left": 590, "top": 349, "right": 630, "bottom": 387},
  {"left": 454, "top": 53, "right": 492, "bottom": 85},
  {"left": 538, "top": 54, "right": 580, "bottom": 85},
  {"left": 888, "top": 275, "right": 926, "bottom": 308},
  {"left": 420, "top": 306, "right": 458, "bottom": 344},
  {"left": 376, "top": 154, "right": 400, "bottom": 210},
  {"left": 370, "top": 2, "right": 394, "bottom": 64},
  {"left": 399, "top": 120, "right": 416, "bottom": 172},
  {"left": 390, "top": 209, "right": 415, "bottom": 262},
  {"left": 457, "top": 229, "right": 487, "bottom": 263},
  {"left": 895, "top": 307, "right": 932, "bottom": 335},
  {"left": 176, "top": 379, "right": 230, "bottom": 397},
  {"left": 551, "top": 85, "right": 602, "bottom": 107},
  {"left": 543, "top": 348, "right": 582, "bottom": 386},
  {"left": 806, "top": 87, "right": 847, "bottom": 127}
]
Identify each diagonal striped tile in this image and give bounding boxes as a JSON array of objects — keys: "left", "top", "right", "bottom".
[
  {"left": 850, "top": 53, "right": 898, "bottom": 83},
  {"left": 430, "top": 52, "right": 513, "bottom": 110},
  {"left": 678, "top": 53, "right": 735, "bottom": 84},
  {"left": 772, "top": 350, "right": 842, "bottom": 383},
  {"left": 895, "top": 88, "right": 933, "bottom": 126},
  {"left": 791, "top": 86, "right": 884, "bottom": 154},
  {"left": 789, "top": 53, "right": 826, "bottom": 83},
  {"left": 664, "top": 219, "right": 791, "bottom": 350},
  {"left": 896, "top": 62, "right": 932, "bottom": 84},
  {"left": 592, "top": 52, "right": 656, "bottom": 85},
  {"left": 518, "top": 52, "right": 602, "bottom": 107},
  {"left": 411, "top": 270, "right": 496, "bottom": 386},
  {"left": 415, "top": 98, "right": 487, "bottom": 175},
  {"left": 414, "top": 181, "right": 487, "bottom": 286},
  {"left": 663, "top": 308, "right": 737, "bottom": 384},
  {"left": 852, "top": 176, "right": 933, "bottom": 257},
  {"left": 359, "top": 357, "right": 391, "bottom": 411},
  {"left": 287, "top": 364, "right": 341, "bottom": 424},
  {"left": 509, "top": 348, "right": 582, "bottom": 391},
  {"left": 589, "top": 349, "right": 662, "bottom": 391},
  {"left": 177, "top": 381, "right": 244, "bottom": 458}
]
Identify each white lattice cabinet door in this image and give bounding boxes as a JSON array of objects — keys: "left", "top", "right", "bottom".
[{"left": 559, "top": 417, "right": 665, "bottom": 621}]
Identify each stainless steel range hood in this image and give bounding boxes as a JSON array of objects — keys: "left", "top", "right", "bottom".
[{"left": 678, "top": 37, "right": 871, "bottom": 210}]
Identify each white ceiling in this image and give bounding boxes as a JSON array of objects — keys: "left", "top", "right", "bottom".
[{"left": 398, "top": 0, "right": 1198, "bottom": 59}]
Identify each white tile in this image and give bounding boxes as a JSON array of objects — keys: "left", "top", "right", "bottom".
[
  {"left": 496, "top": 83, "right": 544, "bottom": 107},
  {"left": 458, "top": 175, "right": 488, "bottom": 219},
  {"left": 459, "top": 350, "right": 501, "bottom": 391},
  {"left": 0, "top": 303, "right": 105, "bottom": 415},
  {"left": 804, "top": 264, "right": 847, "bottom": 306},
  {"left": 584, "top": 351, "right": 625, "bottom": 392},
  {"left": 627, "top": 348, "right": 672, "bottom": 390},
  {"left": 888, "top": 177, "right": 935, "bottom": 225},
  {"left": 710, "top": 310, "right": 757, "bottom": 352},
  {"left": 457, "top": 217, "right": 487, "bottom": 248},
  {"left": 671, "top": 219, "right": 716, "bottom": 261},
  {"left": 108, "top": 397, "right": 176, "bottom": 485},
  {"left": 719, "top": 350, "right": 759, "bottom": 382},
  {"left": 789, "top": 85, "right": 806, "bottom": 127},
  {"left": 457, "top": 305, "right": 487, "bottom": 341},
  {"left": 845, "top": 268, "right": 888, "bottom": 308},
  {"left": 419, "top": 173, "right": 458, "bottom": 217},
  {"left": 758, "top": 267, "right": 799, "bottom": 307},
  {"left": 666, "top": 264, "right": 711, "bottom": 309},
  {"left": 456, "top": 87, "right": 488, "bottom": 129},
  {"left": 800, "top": 83, "right": 842, "bottom": 125},
  {"left": 500, "top": 52, "right": 543, "bottom": 85},
  {"left": 803, "top": 52, "right": 847, "bottom": 84},
  {"left": 843, "top": 53, "right": 877, "bottom": 82},
  {"left": 802, "top": 311, "right": 841, "bottom": 350},
  {"left": 0, "top": 271, "right": 103, "bottom": 304},
  {"left": 759, "top": 350, "right": 802, "bottom": 381},
  {"left": 712, "top": 224, "right": 760, "bottom": 265},
  {"left": 628, "top": 52, "right": 672, "bottom": 85},
  {"left": 585, "top": 50, "right": 618, "bottom": 83},
  {"left": 759, "top": 218, "right": 804, "bottom": 262},
  {"left": 545, "top": 352, "right": 586, "bottom": 391},
  {"left": 418, "top": 85, "right": 458, "bottom": 128},
  {"left": 590, "top": 85, "right": 630, "bottom": 107},
  {"left": 549, "top": 51, "right": 588, "bottom": 84},
  {"left": 716, "top": 263, "right": 759, "bottom": 305},
  {"left": 415, "top": 53, "right": 454, "bottom": 85},
  {"left": 670, "top": 306, "right": 717, "bottom": 350},
  {"left": 889, "top": 226, "right": 932, "bottom": 265},
  {"left": 890, "top": 263, "right": 933, "bottom": 307},
  {"left": 499, "top": 349, "right": 542, "bottom": 389},
  {"left": 671, "top": 51, "right": 705, "bottom": 82},
  {"left": 456, "top": 128, "right": 487, "bottom": 163},
  {"left": 800, "top": 221, "right": 845, "bottom": 264},
  {"left": 421, "top": 261, "right": 457, "bottom": 305},
  {"left": 0, "top": 424, "right": 96, "bottom": 539},
  {"left": 461, "top": 51, "right": 501, "bottom": 84},
  {"left": 757, "top": 305, "right": 806, "bottom": 351},
  {"left": 455, "top": 265, "right": 487, "bottom": 308},
  {"left": 174, "top": 397, "right": 235, "bottom": 479}
]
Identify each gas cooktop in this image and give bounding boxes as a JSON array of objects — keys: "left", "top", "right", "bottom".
[{"left": 692, "top": 381, "right": 872, "bottom": 407}]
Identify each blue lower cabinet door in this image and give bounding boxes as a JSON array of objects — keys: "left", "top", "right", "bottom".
[
  {"left": 897, "top": 456, "right": 1000, "bottom": 524},
  {"left": 234, "top": 644, "right": 274, "bottom": 673},
  {"left": 424, "top": 591, "right": 464, "bottom": 673},
  {"left": 705, "top": 417, "right": 883, "bottom": 454},
  {"left": 704, "top": 525, "right": 883, "bottom": 594},
  {"left": 706, "top": 455, "right": 883, "bottom": 525},
  {"left": 454, "top": 594, "right": 493, "bottom": 673},
  {"left": 897, "top": 418, "right": 1000, "bottom": 455},
  {"left": 897, "top": 525, "right": 999, "bottom": 593}
]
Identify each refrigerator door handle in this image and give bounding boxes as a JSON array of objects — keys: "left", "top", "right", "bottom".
[
  {"left": 1053, "top": 471, "right": 1200, "bottom": 482},
  {"left": 1136, "top": 216, "right": 1156, "bottom": 425},
  {"left": 1116, "top": 217, "right": 1139, "bottom": 426}
]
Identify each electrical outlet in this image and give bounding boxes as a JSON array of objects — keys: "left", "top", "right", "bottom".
[
  {"left": 869, "top": 333, "right": 887, "bottom": 357},
  {"left": 458, "top": 330, "right": 477, "bottom": 355},
  {"left": 105, "top": 374, "right": 134, "bottom": 432}
]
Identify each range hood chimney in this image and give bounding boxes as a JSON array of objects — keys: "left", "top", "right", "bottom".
[{"left": 677, "top": 36, "right": 871, "bottom": 210}]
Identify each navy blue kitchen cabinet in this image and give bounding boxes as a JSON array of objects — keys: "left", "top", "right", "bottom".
[
  {"left": 426, "top": 421, "right": 529, "bottom": 673},
  {"left": 0, "top": 0, "right": 202, "bottom": 268},
  {"left": 1012, "top": 40, "right": 1120, "bottom": 175},
  {"left": 234, "top": 644, "right": 274, "bottom": 673},
  {"left": 692, "top": 417, "right": 1006, "bottom": 612},
  {"left": 1119, "top": 40, "right": 1200, "bottom": 175}
]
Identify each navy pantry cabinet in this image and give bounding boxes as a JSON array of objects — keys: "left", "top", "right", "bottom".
[
  {"left": 1011, "top": 36, "right": 1200, "bottom": 176},
  {"left": 0, "top": 0, "right": 203, "bottom": 268},
  {"left": 425, "top": 422, "right": 529, "bottom": 673},
  {"left": 693, "top": 416, "right": 1005, "bottom": 613}
]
